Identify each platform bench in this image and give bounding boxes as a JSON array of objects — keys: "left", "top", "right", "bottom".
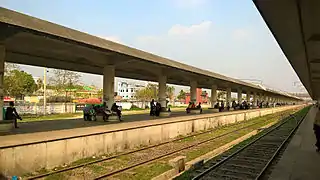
[{"left": 189, "top": 109, "right": 202, "bottom": 114}]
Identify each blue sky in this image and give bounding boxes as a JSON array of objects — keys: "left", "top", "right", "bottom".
[{"left": 1, "top": 0, "right": 306, "bottom": 93}]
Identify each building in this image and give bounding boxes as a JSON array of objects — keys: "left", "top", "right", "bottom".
[
  {"left": 185, "top": 88, "right": 208, "bottom": 104},
  {"left": 117, "top": 81, "right": 145, "bottom": 100}
]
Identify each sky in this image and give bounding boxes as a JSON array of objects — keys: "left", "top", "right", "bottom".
[{"left": 0, "top": 0, "right": 307, "bottom": 93}]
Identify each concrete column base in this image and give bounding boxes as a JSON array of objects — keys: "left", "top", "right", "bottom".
[
  {"left": 190, "top": 109, "right": 202, "bottom": 114},
  {"left": 160, "top": 111, "right": 171, "bottom": 117},
  {"left": 169, "top": 156, "right": 186, "bottom": 173},
  {"left": 108, "top": 116, "right": 119, "bottom": 121},
  {"left": 0, "top": 120, "right": 14, "bottom": 133},
  {"left": 208, "top": 108, "right": 219, "bottom": 113}
]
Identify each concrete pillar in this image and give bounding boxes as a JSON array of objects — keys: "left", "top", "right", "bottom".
[
  {"left": 246, "top": 91, "right": 250, "bottom": 102},
  {"left": 226, "top": 87, "right": 231, "bottom": 107},
  {"left": 103, "top": 65, "right": 115, "bottom": 109},
  {"left": 0, "top": 45, "right": 4, "bottom": 120},
  {"left": 211, "top": 85, "right": 217, "bottom": 108},
  {"left": 190, "top": 81, "right": 197, "bottom": 103},
  {"left": 253, "top": 92, "right": 257, "bottom": 106},
  {"left": 237, "top": 89, "right": 242, "bottom": 104},
  {"left": 158, "top": 75, "right": 167, "bottom": 110}
]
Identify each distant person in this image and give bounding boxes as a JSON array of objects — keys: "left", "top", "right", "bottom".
[
  {"left": 314, "top": 107, "right": 320, "bottom": 152},
  {"left": 219, "top": 101, "right": 225, "bottom": 112},
  {"left": 191, "top": 102, "right": 196, "bottom": 109},
  {"left": 155, "top": 102, "right": 161, "bottom": 116},
  {"left": 214, "top": 102, "right": 219, "bottom": 109},
  {"left": 90, "top": 104, "right": 97, "bottom": 121},
  {"left": 232, "top": 101, "right": 236, "bottom": 110},
  {"left": 196, "top": 102, "right": 203, "bottom": 114},
  {"left": 5, "top": 101, "right": 22, "bottom": 128},
  {"left": 186, "top": 102, "right": 192, "bottom": 113},
  {"left": 83, "top": 105, "right": 92, "bottom": 121},
  {"left": 111, "top": 103, "right": 122, "bottom": 121},
  {"left": 150, "top": 99, "right": 156, "bottom": 116},
  {"left": 101, "top": 102, "right": 110, "bottom": 121}
]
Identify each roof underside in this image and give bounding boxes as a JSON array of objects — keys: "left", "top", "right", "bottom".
[
  {"left": 254, "top": 0, "right": 320, "bottom": 100},
  {"left": 0, "top": 7, "right": 300, "bottom": 100}
]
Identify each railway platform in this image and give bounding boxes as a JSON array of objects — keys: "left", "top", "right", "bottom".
[
  {"left": 0, "top": 108, "right": 242, "bottom": 148},
  {"left": 268, "top": 106, "right": 320, "bottom": 180},
  {"left": 0, "top": 105, "right": 299, "bottom": 176}
]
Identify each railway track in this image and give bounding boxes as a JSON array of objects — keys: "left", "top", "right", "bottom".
[
  {"left": 189, "top": 107, "right": 309, "bottom": 180},
  {"left": 25, "top": 108, "right": 299, "bottom": 180}
]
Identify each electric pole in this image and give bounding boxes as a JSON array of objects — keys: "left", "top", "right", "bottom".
[{"left": 43, "top": 67, "right": 47, "bottom": 115}]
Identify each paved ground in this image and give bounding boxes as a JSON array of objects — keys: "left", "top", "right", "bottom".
[
  {"left": 269, "top": 106, "right": 320, "bottom": 180},
  {"left": 0, "top": 108, "right": 255, "bottom": 148},
  {"left": 7, "top": 109, "right": 209, "bottom": 135}
]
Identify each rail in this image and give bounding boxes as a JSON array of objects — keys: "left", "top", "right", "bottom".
[{"left": 191, "top": 107, "right": 309, "bottom": 180}]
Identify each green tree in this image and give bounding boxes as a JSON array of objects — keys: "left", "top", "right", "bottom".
[
  {"left": 36, "top": 78, "right": 43, "bottom": 90},
  {"left": 135, "top": 83, "right": 158, "bottom": 101},
  {"left": 4, "top": 70, "right": 37, "bottom": 99},
  {"left": 4, "top": 63, "right": 20, "bottom": 73},
  {"left": 166, "top": 85, "right": 175, "bottom": 102},
  {"left": 217, "top": 91, "right": 226, "bottom": 100},
  {"left": 177, "top": 90, "right": 186, "bottom": 100},
  {"left": 49, "top": 69, "right": 81, "bottom": 90}
]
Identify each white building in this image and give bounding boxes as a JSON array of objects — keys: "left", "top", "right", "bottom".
[{"left": 117, "top": 81, "right": 145, "bottom": 99}]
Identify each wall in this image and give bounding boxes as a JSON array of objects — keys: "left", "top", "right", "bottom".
[
  {"left": 0, "top": 105, "right": 300, "bottom": 176},
  {"left": 14, "top": 103, "right": 76, "bottom": 115}
]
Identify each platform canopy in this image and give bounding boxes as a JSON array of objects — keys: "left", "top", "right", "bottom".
[
  {"left": 254, "top": 0, "right": 320, "bottom": 100},
  {"left": 0, "top": 7, "right": 300, "bottom": 100}
]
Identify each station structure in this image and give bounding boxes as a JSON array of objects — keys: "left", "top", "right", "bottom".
[
  {"left": 0, "top": 7, "right": 303, "bottom": 121},
  {"left": 254, "top": 0, "right": 320, "bottom": 179},
  {"left": 0, "top": 5, "right": 315, "bottom": 178}
]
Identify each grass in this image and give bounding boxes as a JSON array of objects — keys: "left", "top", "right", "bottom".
[
  {"left": 116, "top": 162, "right": 172, "bottom": 180},
  {"left": 111, "top": 109, "right": 300, "bottom": 180},
  {"left": 24, "top": 107, "right": 304, "bottom": 180},
  {"left": 19, "top": 107, "right": 187, "bottom": 122},
  {"left": 175, "top": 106, "right": 310, "bottom": 180},
  {"left": 121, "top": 108, "right": 301, "bottom": 180},
  {"left": 20, "top": 113, "right": 82, "bottom": 122}
]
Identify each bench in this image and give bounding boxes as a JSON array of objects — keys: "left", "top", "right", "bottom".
[
  {"left": 95, "top": 111, "right": 120, "bottom": 122},
  {"left": 0, "top": 120, "right": 14, "bottom": 133},
  {"left": 189, "top": 108, "right": 202, "bottom": 114}
]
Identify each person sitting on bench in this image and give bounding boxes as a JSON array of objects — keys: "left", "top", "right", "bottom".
[
  {"left": 196, "top": 102, "right": 203, "bottom": 113},
  {"left": 5, "top": 101, "right": 22, "bottom": 128},
  {"left": 111, "top": 103, "right": 122, "bottom": 121}
]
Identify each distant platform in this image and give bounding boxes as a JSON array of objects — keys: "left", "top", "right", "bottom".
[
  {"left": 0, "top": 106, "right": 297, "bottom": 149},
  {"left": 269, "top": 106, "right": 320, "bottom": 180}
]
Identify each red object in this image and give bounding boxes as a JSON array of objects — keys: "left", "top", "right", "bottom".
[
  {"left": 185, "top": 88, "right": 208, "bottom": 104},
  {"left": 77, "top": 98, "right": 102, "bottom": 104},
  {"left": 4, "top": 96, "right": 14, "bottom": 102}
]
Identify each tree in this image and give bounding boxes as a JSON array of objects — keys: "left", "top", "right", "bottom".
[
  {"left": 177, "top": 90, "right": 186, "bottom": 100},
  {"left": 166, "top": 85, "right": 175, "bottom": 102},
  {"left": 135, "top": 83, "right": 176, "bottom": 102},
  {"left": 4, "top": 70, "right": 37, "bottom": 99},
  {"left": 36, "top": 78, "right": 43, "bottom": 90},
  {"left": 135, "top": 83, "right": 158, "bottom": 101},
  {"left": 49, "top": 69, "right": 81, "bottom": 90},
  {"left": 4, "top": 63, "right": 20, "bottom": 73},
  {"left": 217, "top": 91, "right": 226, "bottom": 100}
]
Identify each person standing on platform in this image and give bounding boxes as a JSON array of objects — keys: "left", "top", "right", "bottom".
[
  {"left": 314, "top": 107, "right": 320, "bottom": 152},
  {"left": 5, "top": 101, "right": 22, "bottom": 128},
  {"left": 150, "top": 99, "right": 156, "bottom": 116}
]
